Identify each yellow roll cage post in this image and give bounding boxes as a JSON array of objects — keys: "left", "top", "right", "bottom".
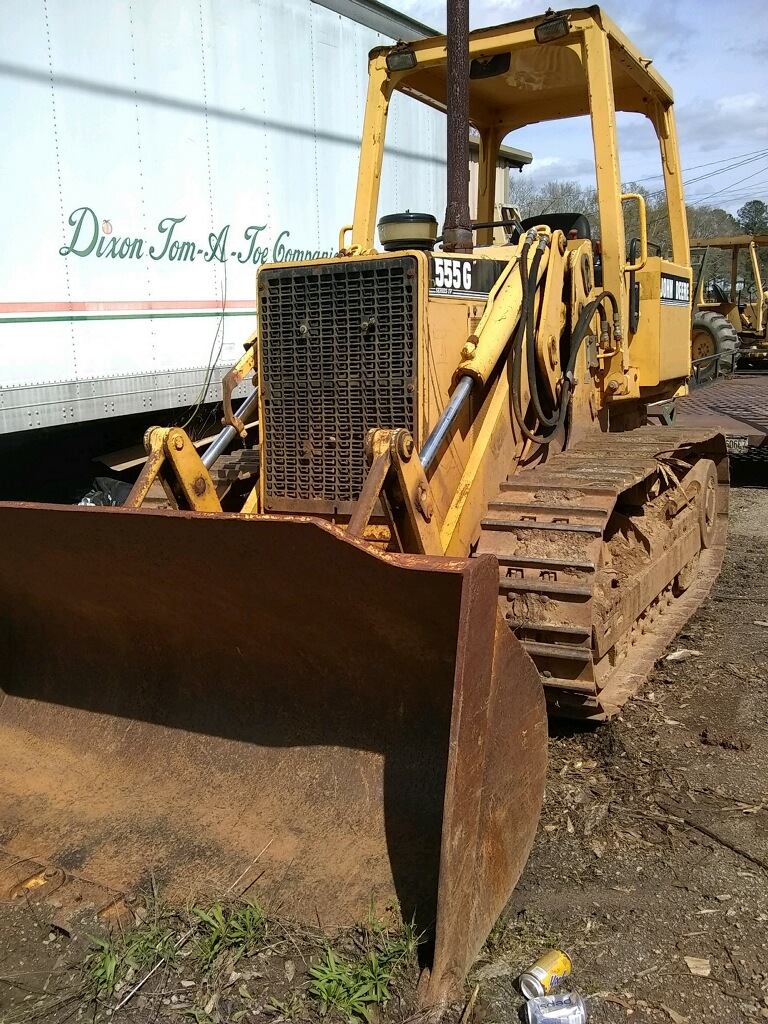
[{"left": 352, "top": 6, "right": 689, "bottom": 352}]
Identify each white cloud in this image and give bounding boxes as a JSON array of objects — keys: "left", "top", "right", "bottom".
[
  {"left": 678, "top": 93, "right": 768, "bottom": 152},
  {"left": 599, "top": 0, "right": 695, "bottom": 63},
  {"left": 393, "top": 0, "right": 767, "bottom": 211}
]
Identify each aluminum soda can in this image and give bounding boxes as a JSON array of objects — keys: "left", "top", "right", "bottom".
[
  {"left": 524, "top": 991, "right": 588, "bottom": 1024},
  {"left": 518, "top": 949, "right": 573, "bottom": 998}
]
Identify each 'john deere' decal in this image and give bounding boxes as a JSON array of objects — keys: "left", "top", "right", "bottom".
[{"left": 660, "top": 273, "right": 691, "bottom": 306}]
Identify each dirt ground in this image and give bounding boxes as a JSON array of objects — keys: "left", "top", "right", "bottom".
[
  {"left": 0, "top": 455, "right": 766, "bottom": 1024},
  {"left": 476, "top": 456, "right": 768, "bottom": 1024}
]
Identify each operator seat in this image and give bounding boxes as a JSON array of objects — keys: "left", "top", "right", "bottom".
[
  {"left": 519, "top": 213, "right": 591, "bottom": 238},
  {"left": 515, "top": 212, "right": 598, "bottom": 284}
]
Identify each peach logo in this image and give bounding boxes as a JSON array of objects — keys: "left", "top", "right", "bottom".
[{"left": 102, "top": 220, "right": 113, "bottom": 235}]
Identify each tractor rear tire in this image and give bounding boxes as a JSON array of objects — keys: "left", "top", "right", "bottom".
[{"left": 691, "top": 311, "right": 740, "bottom": 381}]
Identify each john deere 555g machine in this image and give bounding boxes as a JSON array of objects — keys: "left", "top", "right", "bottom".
[{"left": 0, "top": 4, "right": 727, "bottom": 1004}]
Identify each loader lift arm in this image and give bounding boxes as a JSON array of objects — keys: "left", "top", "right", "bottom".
[{"left": 124, "top": 426, "right": 222, "bottom": 512}]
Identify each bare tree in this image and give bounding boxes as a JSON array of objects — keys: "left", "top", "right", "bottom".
[{"left": 507, "top": 176, "right": 757, "bottom": 277}]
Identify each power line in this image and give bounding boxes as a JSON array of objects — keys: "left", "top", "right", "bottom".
[
  {"left": 687, "top": 189, "right": 768, "bottom": 207},
  {"left": 644, "top": 149, "right": 768, "bottom": 199},
  {"left": 689, "top": 189, "right": 768, "bottom": 207},
  {"left": 680, "top": 152, "right": 768, "bottom": 191},
  {"left": 688, "top": 195, "right": 767, "bottom": 209},
  {"left": 628, "top": 146, "right": 768, "bottom": 184},
  {"left": 687, "top": 178, "right": 768, "bottom": 201},
  {"left": 636, "top": 150, "right": 768, "bottom": 196},
  {"left": 688, "top": 197, "right": 767, "bottom": 210},
  {"left": 693, "top": 163, "right": 768, "bottom": 205}
]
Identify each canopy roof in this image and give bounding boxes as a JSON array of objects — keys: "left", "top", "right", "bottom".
[
  {"left": 690, "top": 235, "right": 768, "bottom": 249},
  {"left": 373, "top": 7, "right": 674, "bottom": 131}
]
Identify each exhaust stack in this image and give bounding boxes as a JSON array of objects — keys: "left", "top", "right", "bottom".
[{"left": 442, "top": 0, "right": 472, "bottom": 253}]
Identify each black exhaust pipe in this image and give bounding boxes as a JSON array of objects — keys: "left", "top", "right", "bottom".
[{"left": 442, "top": 0, "right": 472, "bottom": 253}]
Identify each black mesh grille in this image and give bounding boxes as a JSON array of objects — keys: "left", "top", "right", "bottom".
[{"left": 259, "top": 257, "right": 417, "bottom": 513}]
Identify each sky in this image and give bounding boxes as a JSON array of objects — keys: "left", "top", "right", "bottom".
[{"left": 395, "top": 0, "right": 768, "bottom": 214}]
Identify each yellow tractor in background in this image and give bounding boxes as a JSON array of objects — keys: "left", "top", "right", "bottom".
[
  {"left": 0, "top": 4, "right": 728, "bottom": 1005},
  {"left": 690, "top": 233, "right": 768, "bottom": 373}
]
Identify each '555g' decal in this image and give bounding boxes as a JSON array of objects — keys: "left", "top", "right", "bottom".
[
  {"left": 432, "top": 257, "right": 473, "bottom": 291},
  {"left": 428, "top": 255, "right": 506, "bottom": 298}
]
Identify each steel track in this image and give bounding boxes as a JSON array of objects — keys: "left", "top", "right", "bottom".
[{"left": 477, "top": 427, "right": 729, "bottom": 720}]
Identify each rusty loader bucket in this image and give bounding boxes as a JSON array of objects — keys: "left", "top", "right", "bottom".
[{"left": 0, "top": 502, "right": 546, "bottom": 1003}]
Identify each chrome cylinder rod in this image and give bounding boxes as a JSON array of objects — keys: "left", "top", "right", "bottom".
[
  {"left": 201, "top": 387, "right": 259, "bottom": 469},
  {"left": 419, "top": 375, "right": 474, "bottom": 472}
]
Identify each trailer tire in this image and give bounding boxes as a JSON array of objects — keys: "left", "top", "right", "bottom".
[{"left": 691, "top": 311, "right": 740, "bottom": 381}]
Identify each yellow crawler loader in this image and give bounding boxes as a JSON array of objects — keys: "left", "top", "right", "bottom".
[{"left": 0, "top": 4, "right": 728, "bottom": 1005}]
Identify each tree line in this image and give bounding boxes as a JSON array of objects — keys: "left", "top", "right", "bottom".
[{"left": 509, "top": 180, "right": 767, "bottom": 293}]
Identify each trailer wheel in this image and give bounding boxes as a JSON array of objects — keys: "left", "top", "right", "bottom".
[{"left": 691, "top": 311, "right": 740, "bottom": 381}]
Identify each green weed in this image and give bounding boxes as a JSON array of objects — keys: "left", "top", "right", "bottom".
[
  {"left": 376, "top": 917, "right": 420, "bottom": 962},
  {"left": 309, "top": 947, "right": 378, "bottom": 1021},
  {"left": 308, "top": 918, "right": 422, "bottom": 1021},
  {"left": 190, "top": 898, "right": 266, "bottom": 971},
  {"left": 266, "top": 993, "right": 307, "bottom": 1021},
  {"left": 178, "top": 1009, "right": 215, "bottom": 1023},
  {"left": 82, "top": 923, "right": 177, "bottom": 998},
  {"left": 82, "top": 935, "right": 119, "bottom": 999}
]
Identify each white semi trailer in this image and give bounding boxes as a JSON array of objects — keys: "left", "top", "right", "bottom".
[
  {"left": 0, "top": 0, "right": 427, "bottom": 432},
  {"left": 0, "top": 0, "right": 528, "bottom": 497}
]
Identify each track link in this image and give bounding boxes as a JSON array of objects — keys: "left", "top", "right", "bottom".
[{"left": 476, "top": 427, "right": 729, "bottom": 720}]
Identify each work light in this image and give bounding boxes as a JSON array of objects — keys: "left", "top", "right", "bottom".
[
  {"left": 534, "top": 12, "right": 570, "bottom": 42},
  {"left": 386, "top": 46, "right": 417, "bottom": 71}
]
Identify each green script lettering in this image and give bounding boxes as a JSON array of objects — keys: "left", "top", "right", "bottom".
[
  {"left": 238, "top": 225, "right": 268, "bottom": 264},
  {"left": 60, "top": 206, "right": 99, "bottom": 257},
  {"left": 59, "top": 210, "right": 330, "bottom": 267},
  {"left": 272, "top": 230, "right": 290, "bottom": 262},
  {"left": 204, "top": 225, "right": 229, "bottom": 262},
  {"left": 149, "top": 216, "right": 187, "bottom": 261}
]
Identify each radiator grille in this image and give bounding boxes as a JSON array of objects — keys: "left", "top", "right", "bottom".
[{"left": 258, "top": 257, "right": 417, "bottom": 513}]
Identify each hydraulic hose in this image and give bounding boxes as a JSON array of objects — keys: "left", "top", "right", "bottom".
[
  {"left": 510, "top": 235, "right": 619, "bottom": 445},
  {"left": 511, "top": 241, "right": 555, "bottom": 445},
  {"left": 564, "top": 289, "right": 620, "bottom": 382},
  {"left": 526, "top": 238, "right": 560, "bottom": 429}
]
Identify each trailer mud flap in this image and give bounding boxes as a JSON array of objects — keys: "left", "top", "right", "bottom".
[{"left": 0, "top": 503, "right": 546, "bottom": 1003}]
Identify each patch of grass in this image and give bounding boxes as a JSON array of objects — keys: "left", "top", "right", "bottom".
[
  {"left": 82, "top": 922, "right": 177, "bottom": 998},
  {"left": 178, "top": 1009, "right": 215, "bottom": 1023},
  {"left": 190, "top": 898, "right": 266, "bottom": 971},
  {"left": 308, "top": 917, "right": 422, "bottom": 1022},
  {"left": 83, "top": 936, "right": 120, "bottom": 999},
  {"left": 480, "top": 909, "right": 563, "bottom": 968},
  {"left": 266, "top": 993, "right": 307, "bottom": 1021},
  {"left": 309, "top": 947, "right": 385, "bottom": 1022}
]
